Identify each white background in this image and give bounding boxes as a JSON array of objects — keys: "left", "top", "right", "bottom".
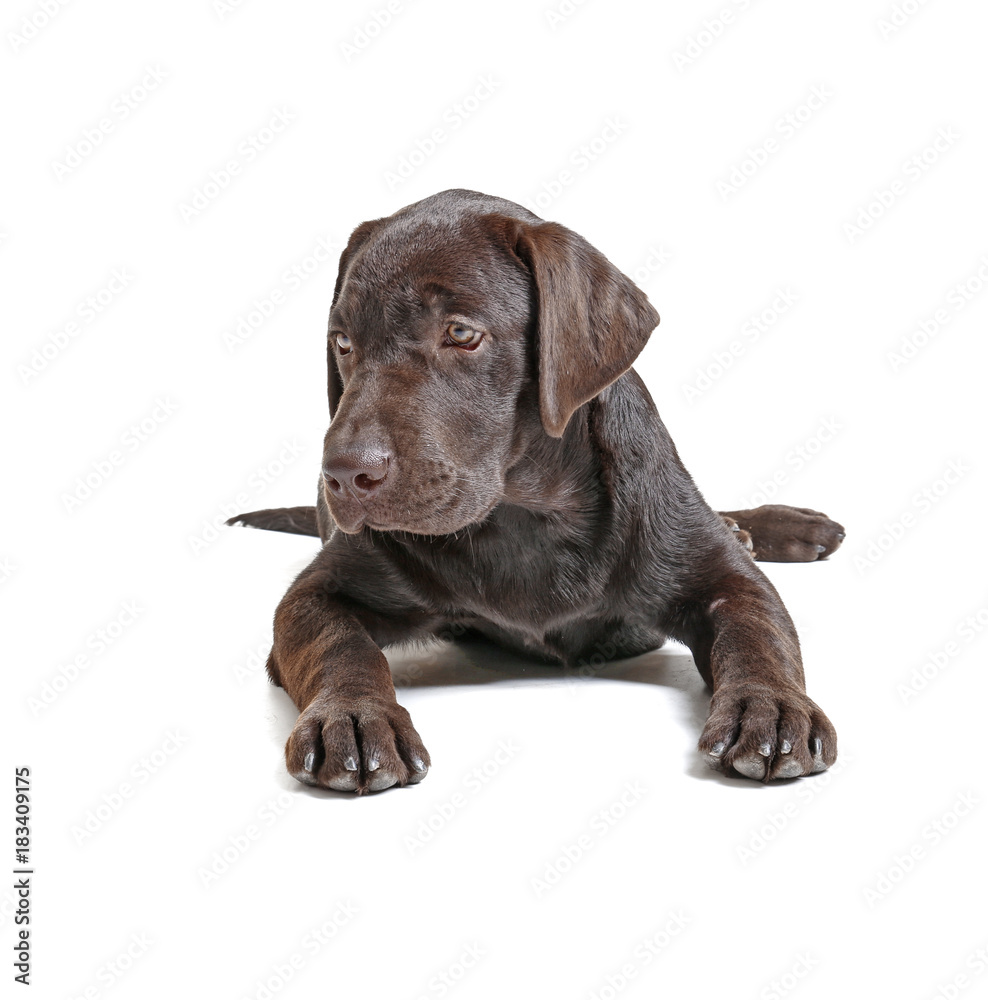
[{"left": 4, "top": 1, "right": 988, "bottom": 998}]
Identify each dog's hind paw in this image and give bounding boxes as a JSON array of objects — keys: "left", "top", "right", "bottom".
[
  {"left": 719, "top": 505, "right": 844, "bottom": 563},
  {"left": 721, "top": 516, "right": 754, "bottom": 556}
]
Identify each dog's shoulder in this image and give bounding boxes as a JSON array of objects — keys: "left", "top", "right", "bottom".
[{"left": 587, "top": 368, "right": 673, "bottom": 480}]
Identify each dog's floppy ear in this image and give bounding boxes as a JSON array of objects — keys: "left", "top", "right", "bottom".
[
  {"left": 514, "top": 221, "right": 659, "bottom": 438},
  {"left": 327, "top": 219, "right": 381, "bottom": 417}
]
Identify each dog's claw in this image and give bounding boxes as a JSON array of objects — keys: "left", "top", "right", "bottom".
[
  {"left": 344, "top": 756, "right": 359, "bottom": 771},
  {"left": 303, "top": 752, "right": 316, "bottom": 772},
  {"left": 709, "top": 742, "right": 726, "bottom": 758},
  {"left": 758, "top": 743, "right": 772, "bottom": 757}
]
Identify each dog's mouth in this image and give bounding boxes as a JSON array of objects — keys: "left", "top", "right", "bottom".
[{"left": 323, "top": 479, "right": 501, "bottom": 536}]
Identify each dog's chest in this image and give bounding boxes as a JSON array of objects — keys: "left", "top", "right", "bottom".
[{"left": 413, "top": 506, "right": 617, "bottom": 627}]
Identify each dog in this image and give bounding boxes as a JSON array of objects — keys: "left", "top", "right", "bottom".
[{"left": 228, "top": 189, "right": 844, "bottom": 793}]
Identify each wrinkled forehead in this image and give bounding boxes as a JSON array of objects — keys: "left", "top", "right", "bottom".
[{"left": 331, "top": 218, "right": 532, "bottom": 337}]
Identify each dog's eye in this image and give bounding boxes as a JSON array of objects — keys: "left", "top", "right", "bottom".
[
  {"left": 335, "top": 333, "right": 352, "bottom": 355},
  {"left": 444, "top": 323, "right": 483, "bottom": 350}
]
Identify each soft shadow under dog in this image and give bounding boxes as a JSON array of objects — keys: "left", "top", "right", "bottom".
[{"left": 266, "top": 636, "right": 775, "bottom": 794}]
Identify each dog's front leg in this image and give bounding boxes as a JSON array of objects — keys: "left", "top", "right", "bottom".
[
  {"left": 268, "top": 560, "right": 430, "bottom": 793},
  {"left": 682, "top": 571, "right": 837, "bottom": 781}
]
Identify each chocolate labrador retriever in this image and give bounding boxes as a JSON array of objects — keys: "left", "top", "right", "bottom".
[{"left": 228, "top": 189, "right": 844, "bottom": 793}]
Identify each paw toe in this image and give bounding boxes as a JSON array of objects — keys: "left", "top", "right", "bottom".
[
  {"left": 773, "top": 757, "right": 805, "bottom": 779},
  {"left": 732, "top": 755, "right": 768, "bottom": 780},
  {"left": 326, "top": 771, "right": 360, "bottom": 792}
]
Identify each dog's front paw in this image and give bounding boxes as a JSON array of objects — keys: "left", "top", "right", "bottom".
[
  {"left": 286, "top": 697, "right": 430, "bottom": 793},
  {"left": 698, "top": 683, "right": 837, "bottom": 781}
]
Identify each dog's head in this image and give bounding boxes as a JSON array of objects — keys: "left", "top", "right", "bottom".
[{"left": 321, "top": 189, "right": 659, "bottom": 535}]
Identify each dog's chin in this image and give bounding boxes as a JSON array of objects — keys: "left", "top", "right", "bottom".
[{"left": 326, "top": 491, "right": 499, "bottom": 537}]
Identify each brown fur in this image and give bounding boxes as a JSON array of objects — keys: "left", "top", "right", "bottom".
[{"left": 228, "top": 189, "right": 845, "bottom": 792}]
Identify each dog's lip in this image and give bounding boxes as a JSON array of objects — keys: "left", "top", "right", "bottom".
[
  {"left": 325, "top": 501, "right": 367, "bottom": 533},
  {"left": 327, "top": 484, "right": 503, "bottom": 535}
]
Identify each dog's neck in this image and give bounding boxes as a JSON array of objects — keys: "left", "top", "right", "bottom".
[{"left": 498, "top": 406, "right": 605, "bottom": 522}]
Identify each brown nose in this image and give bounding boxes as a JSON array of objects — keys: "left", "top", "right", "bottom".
[{"left": 323, "top": 447, "right": 391, "bottom": 500}]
